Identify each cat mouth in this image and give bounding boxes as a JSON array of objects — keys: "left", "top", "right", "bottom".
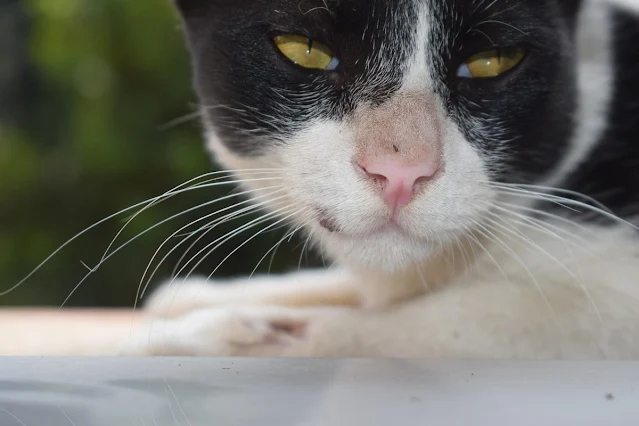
[
  {"left": 316, "top": 209, "right": 418, "bottom": 239},
  {"left": 317, "top": 213, "right": 340, "bottom": 233}
]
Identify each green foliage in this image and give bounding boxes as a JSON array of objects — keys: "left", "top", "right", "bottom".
[{"left": 0, "top": 0, "right": 318, "bottom": 307}]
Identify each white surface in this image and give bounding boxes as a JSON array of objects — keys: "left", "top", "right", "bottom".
[{"left": 0, "top": 358, "right": 637, "bottom": 425}]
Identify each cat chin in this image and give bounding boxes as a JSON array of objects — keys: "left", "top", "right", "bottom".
[{"left": 318, "top": 228, "right": 440, "bottom": 273}]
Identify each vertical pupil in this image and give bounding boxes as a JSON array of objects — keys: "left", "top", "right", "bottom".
[{"left": 306, "top": 39, "right": 313, "bottom": 55}]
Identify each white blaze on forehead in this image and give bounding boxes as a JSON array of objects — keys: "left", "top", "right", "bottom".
[
  {"left": 401, "top": 2, "right": 435, "bottom": 93},
  {"left": 198, "top": 0, "right": 496, "bottom": 272}
]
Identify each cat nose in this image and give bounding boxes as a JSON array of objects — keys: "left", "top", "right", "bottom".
[{"left": 356, "top": 159, "right": 440, "bottom": 210}]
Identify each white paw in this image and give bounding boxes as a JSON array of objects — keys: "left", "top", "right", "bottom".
[
  {"left": 143, "top": 278, "right": 230, "bottom": 319},
  {"left": 120, "top": 307, "right": 320, "bottom": 357}
]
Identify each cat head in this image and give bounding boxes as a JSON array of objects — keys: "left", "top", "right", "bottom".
[{"left": 173, "top": 0, "right": 587, "bottom": 272}]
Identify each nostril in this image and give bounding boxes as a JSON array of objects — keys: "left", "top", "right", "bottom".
[
  {"left": 414, "top": 174, "right": 433, "bottom": 187},
  {"left": 355, "top": 158, "right": 442, "bottom": 209},
  {"left": 355, "top": 162, "right": 388, "bottom": 183},
  {"left": 367, "top": 171, "right": 388, "bottom": 183},
  {"left": 415, "top": 176, "right": 427, "bottom": 185}
]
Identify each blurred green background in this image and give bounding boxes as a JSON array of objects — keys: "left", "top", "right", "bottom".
[{"left": 0, "top": 0, "right": 319, "bottom": 307}]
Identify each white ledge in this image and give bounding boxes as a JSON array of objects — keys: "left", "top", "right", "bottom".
[{"left": 0, "top": 357, "right": 637, "bottom": 425}]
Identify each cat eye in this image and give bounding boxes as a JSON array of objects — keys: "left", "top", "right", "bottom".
[
  {"left": 457, "top": 47, "right": 525, "bottom": 79},
  {"left": 273, "top": 34, "right": 340, "bottom": 71}
]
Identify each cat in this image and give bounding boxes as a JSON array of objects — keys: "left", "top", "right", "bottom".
[{"left": 121, "top": 0, "right": 639, "bottom": 359}]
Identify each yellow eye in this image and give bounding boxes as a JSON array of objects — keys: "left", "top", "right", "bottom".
[
  {"left": 273, "top": 34, "right": 339, "bottom": 70},
  {"left": 458, "top": 47, "right": 525, "bottom": 78}
]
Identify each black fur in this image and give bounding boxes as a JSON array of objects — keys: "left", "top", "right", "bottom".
[
  {"left": 559, "top": 9, "right": 639, "bottom": 221},
  {"left": 176, "top": 0, "right": 417, "bottom": 155},
  {"left": 175, "top": 0, "right": 639, "bottom": 222},
  {"left": 428, "top": 0, "right": 579, "bottom": 182}
]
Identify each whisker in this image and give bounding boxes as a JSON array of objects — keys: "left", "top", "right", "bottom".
[
  {"left": 156, "top": 207, "right": 301, "bottom": 318},
  {"left": 475, "top": 19, "right": 529, "bottom": 36},
  {"left": 481, "top": 211, "right": 603, "bottom": 324},
  {"left": 168, "top": 194, "right": 290, "bottom": 279},
  {"left": 158, "top": 110, "right": 202, "bottom": 131},
  {"left": 439, "top": 233, "right": 453, "bottom": 271},
  {"left": 59, "top": 181, "right": 284, "bottom": 308},
  {"left": 414, "top": 261, "right": 432, "bottom": 294},
  {"left": 120, "top": 170, "right": 284, "bottom": 226},
  {"left": 59, "top": 408, "right": 78, "bottom": 426},
  {"left": 489, "top": 201, "right": 600, "bottom": 256},
  {"left": 458, "top": 232, "right": 476, "bottom": 282},
  {"left": 136, "top": 189, "right": 287, "bottom": 302},
  {"left": 92, "top": 178, "right": 284, "bottom": 270},
  {"left": 464, "top": 224, "right": 509, "bottom": 282},
  {"left": 442, "top": 234, "right": 457, "bottom": 277},
  {"left": 151, "top": 209, "right": 291, "bottom": 307},
  {"left": 208, "top": 208, "right": 309, "bottom": 280},
  {"left": 489, "top": 184, "right": 639, "bottom": 232},
  {"left": 162, "top": 379, "right": 182, "bottom": 426},
  {"left": 493, "top": 200, "right": 599, "bottom": 240},
  {"left": 489, "top": 182, "right": 613, "bottom": 214},
  {"left": 470, "top": 28, "right": 496, "bottom": 46},
  {"left": 169, "top": 204, "right": 298, "bottom": 287},
  {"left": 266, "top": 234, "right": 286, "bottom": 275},
  {"left": 164, "top": 378, "right": 193, "bottom": 426},
  {"left": 142, "top": 188, "right": 285, "bottom": 282},
  {"left": 476, "top": 221, "right": 563, "bottom": 330},
  {"left": 483, "top": 211, "right": 580, "bottom": 275},
  {"left": 3, "top": 168, "right": 284, "bottom": 297},
  {"left": 250, "top": 216, "right": 315, "bottom": 279},
  {"left": 490, "top": 186, "right": 581, "bottom": 213},
  {"left": 488, "top": 200, "right": 611, "bottom": 271},
  {"left": 475, "top": 0, "right": 499, "bottom": 13},
  {"left": 102, "top": 173, "right": 284, "bottom": 262},
  {"left": 167, "top": 208, "right": 264, "bottom": 274},
  {"left": 143, "top": 208, "right": 295, "bottom": 324},
  {"left": 455, "top": 233, "right": 475, "bottom": 285},
  {"left": 486, "top": 3, "right": 521, "bottom": 19},
  {"left": 0, "top": 408, "right": 27, "bottom": 426},
  {"left": 461, "top": 233, "right": 481, "bottom": 284},
  {"left": 298, "top": 230, "right": 315, "bottom": 272}
]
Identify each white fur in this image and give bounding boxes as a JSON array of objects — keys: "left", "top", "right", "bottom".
[
  {"left": 402, "top": 4, "right": 434, "bottom": 92},
  {"left": 121, "top": 0, "right": 639, "bottom": 359},
  {"left": 124, "top": 224, "right": 639, "bottom": 358}
]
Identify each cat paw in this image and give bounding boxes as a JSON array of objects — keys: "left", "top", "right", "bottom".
[
  {"left": 120, "top": 307, "right": 325, "bottom": 357},
  {"left": 143, "top": 278, "right": 230, "bottom": 319}
]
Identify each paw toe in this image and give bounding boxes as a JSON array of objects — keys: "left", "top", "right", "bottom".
[{"left": 119, "top": 308, "right": 311, "bottom": 357}]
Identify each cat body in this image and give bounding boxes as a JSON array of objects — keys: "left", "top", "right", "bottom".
[{"left": 123, "top": 0, "right": 639, "bottom": 358}]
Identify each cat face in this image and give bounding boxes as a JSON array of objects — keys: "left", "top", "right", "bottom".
[{"left": 174, "top": 0, "right": 582, "bottom": 271}]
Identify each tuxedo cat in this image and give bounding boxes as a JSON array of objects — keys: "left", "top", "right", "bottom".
[{"left": 122, "top": 0, "right": 639, "bottom": 358}]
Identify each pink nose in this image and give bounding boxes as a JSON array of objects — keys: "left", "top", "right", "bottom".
[{"left": 357, "top": 159, "right": 439, "bottom": 210}]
